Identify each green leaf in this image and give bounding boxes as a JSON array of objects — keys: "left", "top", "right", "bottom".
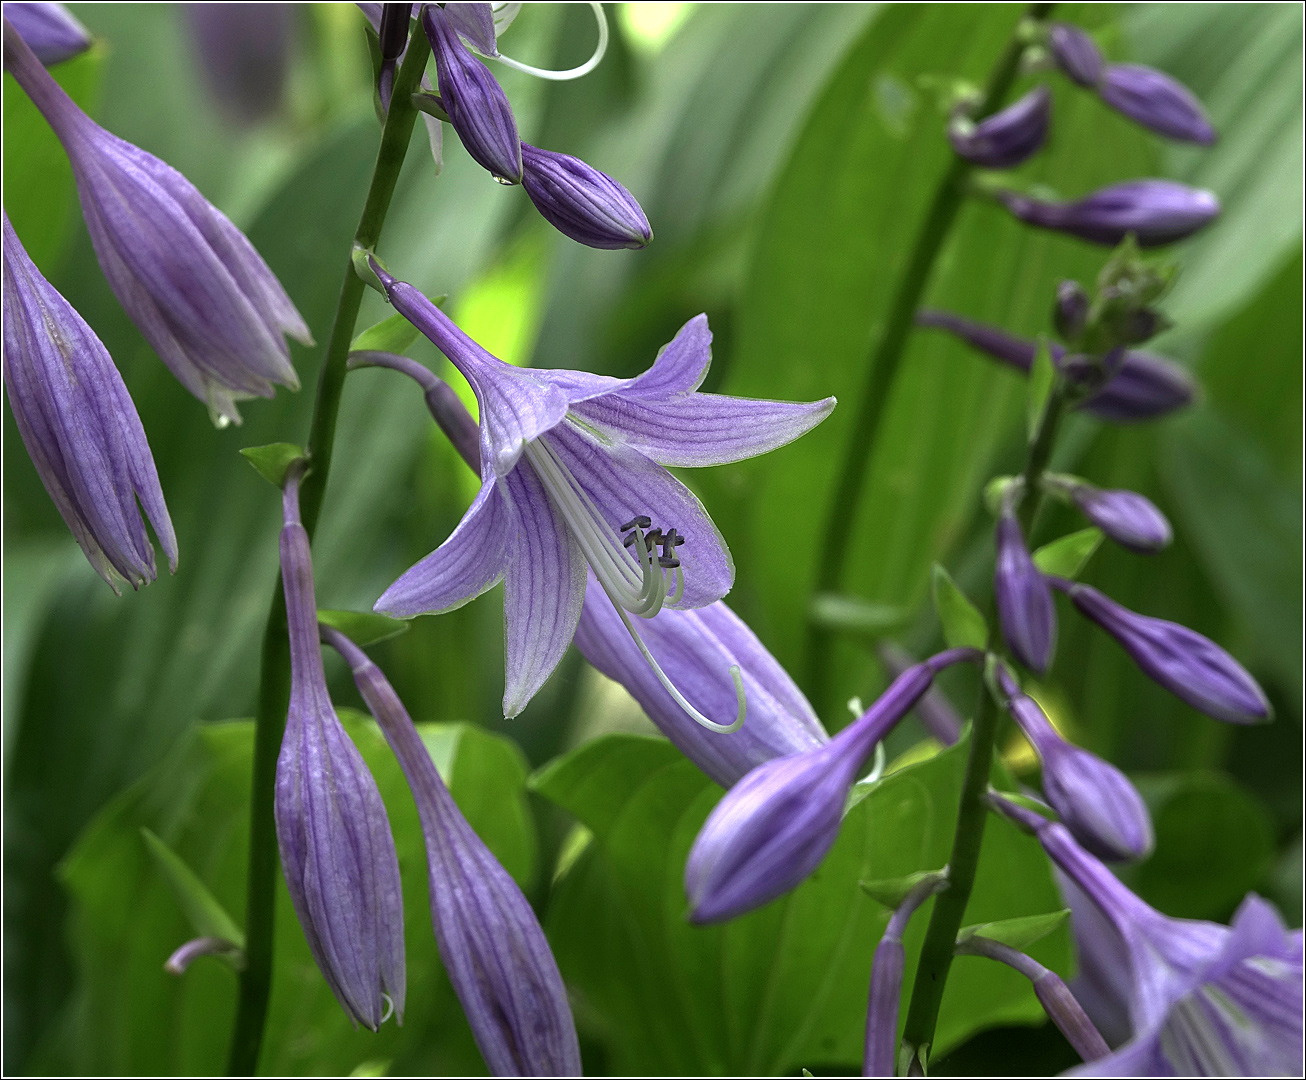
[
  {"left": 349, "top": 297, "right": 446, "bottom": 355},
  {"left": 808, "top": 593, "right": 909, "bottom": 637},
  {"left": 1026, "top": 338, "right": 1056, "bottom": 443},
  {"left": 317, "top": 609, "right": 411, "bottom": 647},
  {"left": 1032, "top": 528, "right": 1104, "bottom": 579},
  {"left": 932, "top": 564, "right": 989, "bottom": 651},
  {"left": 958, "top": 910, "right": 1069, "bottom": 951},
  {"left": 139, "top": 828, "right": 244, "bottom": 948},
  {"left": 238, "top": 443, "right": 306, "bottom": 488},
  {"left": 531, "top": 733, "right": 1071, "bottom": 1073},
  {"left": 860, "top": 869, "right": 948, "bottom": 909}
]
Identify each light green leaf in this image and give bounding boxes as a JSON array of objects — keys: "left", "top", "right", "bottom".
[
  {"left": 809, "top": 593, "right": 909, "bottom": 637},
  {"left": 139, "top": 828, "right": 244, "bottom": 948},
  {"left": 1026, "top": 338, "right": 1056, "bottom": 443},
  {"left": 860, "top": 868, "right": 948, "bottom": 910},
  {"left": 317, "top": 609, "right": 411, "bottom": 647},
  {"left": 1032, "top": 528, "right": 1104, "bottom": 579},
  {"left": 238, "top": 443, "right": 306, "bottom": 488},
  {"left": 958, "top": 910, "right": 1069, "bottom": 951},
  {"left": 350, "top": 309, "right": 423, "bottom": 355},
  {"left": 932, "top": 564, "right": 989, "bottom": 651}
]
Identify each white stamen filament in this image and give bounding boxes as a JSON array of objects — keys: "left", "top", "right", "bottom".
[{"left": 491, "top": 2, "right": 608, "bottom": 81}]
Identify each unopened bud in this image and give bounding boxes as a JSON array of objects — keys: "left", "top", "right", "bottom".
[
  {"left": 1099, "top": 63, "right": 1216, "bottom": 145},
  {"left": 997, "top": 179, "right": 1220, "bottom": 248},
  {"left": 949, "top": 85, "right": 1051, "bottom": 170},
  {"left": 1053, "top": 280, "right": 1089, "bottom": 342}
]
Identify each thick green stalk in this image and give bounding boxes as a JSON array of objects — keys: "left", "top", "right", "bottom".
[
  {"left": 225, "top": 27, "right": 432, "bottom": 1076},
  {"left": 805, "top": 2, "right": 1055, "bottom": 701}
]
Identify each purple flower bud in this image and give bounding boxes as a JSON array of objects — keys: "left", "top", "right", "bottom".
[
  {"left": 377, "top": 3, "right": 412, "bottom": 60},
  {"left": 323, "top": 627, "right": 580, "bottom": 1075},
  {"left": 520, "top": 142, "right": 652, "bottom": 250},
  {"left": 949, "top": 85, "right": 1051, "bottom": 169},
  {"left": 995, "top": 509, "right": 1056, "bottom": 674},
  {"left": 443, "top": 1, "right": 498, "bottom": 56},
  {"left": 1048, "top": 22, "right": 1104, "bottom": 88},
  {"left": 996, "top": 668, "right": 1153, "bottom": 862},
  {"left": 685, "top": 650, "right": 979, "bottom": 924},
  {"left": 1054, "top": 280, "right": 1089, "bottom": 342},
  {"left": 184, "top": 4, "right": 294, "bottom": 124},
  {"left": 423, "top": 4, "right": 522, "bottom": 183},
  {"left": 1062, "top": 482, "right": 1172, "bottom": 553},
  {"left": 3, "top": 2, "right": 90, "bottom": 65},
  {"left": 275, "top": 470, "right": 406, "bottom": 1030},
  {"left": 1051, "top": 578, "right": 1271, "bottom": 724},
  {"left": 1099, "top": 64, "right": 1216, "bottom": 145},
  {"left": 2, "top": 211, "right": 177, "bottom": 593},
  {"left": 3, "top": 24, "right": 311, "bottom": 426},
  {"left": 996, "top": 179, "right": 1221, "bottom": 248},
  {"left": 878, "top": 642, "right": 962, "bottom": 745}
]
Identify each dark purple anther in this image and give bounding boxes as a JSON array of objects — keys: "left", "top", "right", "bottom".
[
  {"left": 423, "top": 4, "right": 522, "bottom": 183},
  {"left": 3, "top": 2, "right": 90, "bottom": 65},
  {"left": 1051, "top": 578, "right": 1271, "bottom": 724},
  {"left": 1054, "top": 280, "right": 1089, "bottom": 342},
  {"left": 1048, "top": 22, "right": 1104, "bottom": 87},
  {"left": 520, "top": 142, "right": 653, "bottom": 249},
  {"left": 1099, "top": 64, "right": 1217, "bottom": 145},
  {"left": 1061, "top": 481, "right": 1173, "bottom": 553},
  {"left": 949, "top": 85, "right": 1051, "bottom": 169},
  {"left": 994, "top": 508, "right": 1056, "bottom": 674},
  {"left": 996, "top": 179, "right": 1221, "bottom": 248}
]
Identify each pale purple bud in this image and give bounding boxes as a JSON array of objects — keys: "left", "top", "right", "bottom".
[
  {"left": 1048, "top": 23, "right": 1104, "bottom": 88},
  {"left": 996, "top": 667, "right": 1153, "bottom": 862},
  {"left": 322, "top": 626, "right": 581, "bottom": 1075},
  {"left": 184, "top": 4, "right": 294, "bottom": 124},
  {"left": 423, "top": 4, "right": 522, "bottom": 183},
  {"left": 1099, "top": 64, "right": 1216, "bottom": 145},
  {"left": 521, "top": 143, "right": 652, "bottom": 250},
  {"left": 1054, "top": 280, "right": 1089, "bottom": 342},
  {"left": 878, "top": 642, "right": 962, "bottom": 745},
  {"left": 995, "top": 509, "right": 1056, "bottom": 674},
  {"left": 3, "top": 2, "right": 89, "bottom": 65},
  {"left": 949, "top": 85, "right": 1051, "bottom": 169},
  {"left": 996, "top": 180, "right": 1220, "bottom": 248},
  {"left": 685, "top": 650, "right": 980, "bottom": 924},
  {"left": 1051, "top": 578, "right": 1271, "bottom": 724},
  {"left": 1065, "top": 482, "right": 1172, "bottom": 553},
  {"left": 3, "top": 23, "right": 311, "bottom": 426},
  {"left": 275, "top": 470, "right": 406, "bottom": 1031},
  {"left": 2, "top": 211, "right": 177, "bottom": 593}
]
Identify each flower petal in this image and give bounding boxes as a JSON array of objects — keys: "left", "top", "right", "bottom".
[{"left": 619, "top": 313, "right": 713, "bottom": 400}]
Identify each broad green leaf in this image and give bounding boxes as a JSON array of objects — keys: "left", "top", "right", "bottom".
[
  {"left": 958, "top": 910, "right": 1069, "bottom": 951},
  {"left": 139, "top": 827, "right": 244, "bottom": 947},
  {"left": 350, "top": 308, "right": 427, "bottom": 356},
  {"left": 1032, "top": 528, "right": 1104, "bottom": 580},
  {"left": 317, "top": 609, "right": 411, "bottom": 647},
  {"left": 1026, "top": 339, "right": 1056, "bottom": 442},
  {"left": 932, "top": 564, "right": 989, "bottom": 651},
  {"left": 239, "top": 443, "right": 307, "bottom": 488},
  {"left": 531, "top": 733, "right": 1071, "bottom": 1074},
  {"left": 809, "top": 593, "right": 909, "bottom": 637}
]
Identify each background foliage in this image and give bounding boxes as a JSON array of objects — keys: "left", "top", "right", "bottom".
[{"left": 3, "top": 3, "right": 1301, "bottom": 1075}]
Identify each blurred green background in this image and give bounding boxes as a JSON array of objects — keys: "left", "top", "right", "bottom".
[{"left": 3, "top": 3, "right": 1300, "bottom": 1075}]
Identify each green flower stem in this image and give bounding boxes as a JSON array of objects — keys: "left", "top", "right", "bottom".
[
  {"left": 225, "top": 26, "right": 432, "bottom": 1076},
  {"left": 805, "top": 1, "right": 1055, "bottom": 702}
]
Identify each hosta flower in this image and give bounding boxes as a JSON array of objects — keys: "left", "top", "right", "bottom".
[
  {"left": 949, "top": 85, "right": 1051, "bottom": 169},
  {"left": 996, "top": 179, "right": 1220, "bottom": 248},
  {"left": 1045, "top": 476, "right": 1173, "bottom": 553},
  {"left": 323, "top": 626, "right": 580, "bottom": 1075},
  {"left": 2, "top": 210, "right": 176, "bottom": 593},
  {"left": 1048, "top": 22, "right": 1104, "bottom": 88},
  {"left": 520, "top": 142, "right": 652, "bottom": 249},
  {"left": 1099, "top": 64, "right": 1217, "bottom": 146},
  {"left": 371, "top": 264, "right": 835, "bottom": 719},
  {"left": 3, "top": 1, "right": 89, "bottom": 65},
  {"left": 995, "top": 504, "right": 1056, "bottom": 674},
  {"left": 3, "top": 22, "right": 311, "bottom": 426}
]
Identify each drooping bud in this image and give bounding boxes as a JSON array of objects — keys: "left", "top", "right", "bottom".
[
  {"left": 1047, "top": 22, "right": 1103, "bottom": 88},
  {"left": 1049, "top": 478, "right": 1173, "bottom": 553},
  {"left": 423, "top": 4, "right": 522, "bottom": 183},
  {"left": 949, "top": 85, "right": 1051, "bottom": 169},
  {"left": 1099, "top": 64, "right": 1217, "bottom": 145},
  {"left": 995, "top": 667, "right": 1153, "bottom": 861},
  {"left": 994, "top": 507, "right": 1056, "bottom": 674},
  {"left": 685, "top": 650, "right": 980, "bottom": 924},
  {"left": 878, "top": 642, "right": 962, "bottom": 745},
  {"left": 1053, "top": 280, "right": 1089, "bottom": 343},
  {"left": 1050, "top": 578, "right": 1271, "bottom": 724},
  {"left": 520, "top": 143, "right": 652, "bottom": 249},
  {"left": 3, "top": 2, "right": 90, "bottom": 65},
  {"left": 275, "top": 467, "right": 406, "bottom": 1031},
  {"left": 996, "top": 180, "right": 1220, "bottom": 248}
]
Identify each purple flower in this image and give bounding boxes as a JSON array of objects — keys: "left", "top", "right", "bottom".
[
  {"left": 949, "top": 85, "right": 1051, "bottom": 169},
  {"left": 520, "top": 142, "right": 652, "bottom": 250},
  {"left": 1051, "top": 578, "right": 1271, "bottom": 724},
  {"left": 371, "top": 267, "right": 834, "bottom": 719},
  {"left": 2, "top": 211, "right": 177, "bottom": 593},
  {"left": 3, "top": 23, "right": 311, "bottom": 426},
  {"left": 3, "top": 2, "right": 89, "bottom": 65},
  {"left": 995, "top": 666, "right": 1152, "bottom": 862},
  {"left": 995, "top": 507, "right": 1056, "bottom": 674},
  {"left": 422, "top": 4, "right": 522, "bottom": 183},
  {"left": 323, "top": 626, "right": 580, "bottom": 1075},
  {"left": 184, "top": 4, "right": 294, "bottom": 124},
  {"left": 1099, "top": 64, "right": 1217, "bottom": 146},
  {"left": 684, "top": 649, "right": 980, "bottom": 924},
  {"left": 996, "top": 180, "right": 1220, "bottom": 248},
  {"left": 275, "top": 467, "right": 405, "bottom": 1030},
  {"left": 878, "top": 641, "right": 963, "bottom": 745},
  {"left": 1053, "top": 479, "right": 1173, "bottom": 553},
  {"left": 1048, "top": 23, "right": 1104, "bottom": 88},
  {"left": 992, "top": 796, "right": 1303, "bottom": 1076},
  {"left": 442, "top": 1, "right": 498, "bottom": 56},
  {"left": 915, "top": 309, "right": 1198, "bottom": 423}
]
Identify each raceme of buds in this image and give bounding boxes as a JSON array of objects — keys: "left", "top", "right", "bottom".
[
  {"left": 996, "top": 180, "right": 1220, "bottom": 248},
  {"left": 1053, "top": 280, "right": 1089, "bottom": 342},
  {"left": 1051, "top": 478, "right": 1173, "bottom": 553},
  {"left": 2, "top": 211, "right": 177, "bottom": 593},
  {"left": 948, "top": 85, "right": 1051, "bottom": 170},
  {"left": 3, "top": 23, "right": 312, "bottom": 426},
  {"left": 916, "top": 309, "right": 1198, "bottom": 422},
  {"left": 1047, "top": 22, "right": 1103, "bottom": 88},
  {"left": 995, "top": 666, "right": 1153, "bottom": 862},
  {"left": 323, "top": 627, "right": 581, "bottom": 1075},
  {"left": 1099, "top": 65, "right": 1217, "bottom": 145},
  {"left": 423, "top": 4, "right": 523, "bottom": 183},
  {"left": 994, "top": 507, "right": 1056, "bottom": 674},
  {"left": 4, "top": 1, "right": 90, "bottom": 65},
  {"left": 520, "top": 143, "right": 652, "bottom": 249},
  {"left": 1050, "top": 578, "right": 1271, "bottom": 724},
  {"left": 684, "top": 649, "right": 980, "bottom": 924},
  {"left": 275, "top": 468, "right": 406, "bottom": 1030}
]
